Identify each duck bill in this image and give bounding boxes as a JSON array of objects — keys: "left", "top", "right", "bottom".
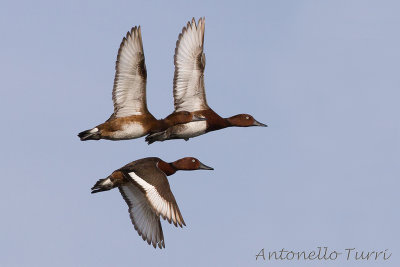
[
  {"left": 198, "top": 161, "right": 214, "bottom": 170},
  {"left": 192, "top": 115, "right": 207, "bottom": 122},
  {"left": 253, "top": 119, "right": 268, "bottom": 127}
]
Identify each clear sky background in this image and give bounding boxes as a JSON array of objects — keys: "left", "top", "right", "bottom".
[{"left": 1, "top": 0, "right": 399, "bottom": 266}]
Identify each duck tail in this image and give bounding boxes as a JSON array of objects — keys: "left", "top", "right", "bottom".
[
  {"left": 78, "top": 127, "right": 101, "bottom": 141},
  {"left": 145, "top": 130, "right": 169, "bottom": 145},
  {"left": 91, "top": 177, "right": 114, "bottom": 194}
]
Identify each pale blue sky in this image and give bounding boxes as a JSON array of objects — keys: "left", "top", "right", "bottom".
[{"left": 1, "top": 0, "right": 399, "bottom": 266}]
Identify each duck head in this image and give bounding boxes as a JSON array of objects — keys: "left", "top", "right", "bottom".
[
  {"left": 227, "top": 114, "right": 267, "bottom": 127},
  {"left": 171, "top": 157, "right": 214, "bottom": 171}
]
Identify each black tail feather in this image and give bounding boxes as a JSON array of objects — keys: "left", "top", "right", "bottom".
[
  {"left": 91, "top": 188, "right": 109, "bottom": 194},
  {"left": 78, "top": 128, "right": 100, "bottom": 141},
  {"left": 91, "top": 178, "right": 113, "bottom": 194}
]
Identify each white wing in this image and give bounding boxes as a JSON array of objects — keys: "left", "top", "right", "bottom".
[
  {"left": 129, "top": 171, "right": 185, "bottom": 227},
  {"left": 119, "top": 184, "right": 165, "bottom": 249},
  {"left": 112, "top": 26, "right": 148, "bottom": 118},
  {"left": 173, "top": 17, "right": 209, "bottom": 112}
]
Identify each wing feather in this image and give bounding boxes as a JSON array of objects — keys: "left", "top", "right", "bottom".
[
  {"left": 128, "top": 171, "right": 186, "bottom": 228},
  {"left": 112, "top": 26, "right": 148, "bottom": 117},
  {"left": 119, "top": 184, "right": 165, "bottom": 248},
  {"left": 173, "top": 17, "right": 209, "bottom": 112}
]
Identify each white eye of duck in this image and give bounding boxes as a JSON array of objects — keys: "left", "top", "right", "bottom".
[
  {"left": 246, "top": 116, "right": 249, "bottom": 120},
  {"left": 192, "top": 159, "right": 196, "bottom": 163}
]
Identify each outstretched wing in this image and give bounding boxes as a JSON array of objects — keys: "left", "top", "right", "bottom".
[
  {"left": 173, "top": 17, "right": 209, "bottom": 112},
  {"left": 119, "top": 183, "right": 165, "bottom": 248},
  {"left": 112, "top": 26, "right": 148, "bottom": 118},
  {"left": 126, "top": 165, "right": 186, "bottom": 228}
]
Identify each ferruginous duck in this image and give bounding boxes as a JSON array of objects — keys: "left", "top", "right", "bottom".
[
  {"left": 146, "top": 18, "right": 266, "bottom": 144},
  {"left": 91, "top": 157, "right": 213, "bottom": 249},
  {"left": 78, "top": 26, "right": 204, "bottom": 141}
]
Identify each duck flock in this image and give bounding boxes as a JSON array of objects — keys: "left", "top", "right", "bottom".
[{"left": 78, "top": 17, "right": 266, "bottom": 249}]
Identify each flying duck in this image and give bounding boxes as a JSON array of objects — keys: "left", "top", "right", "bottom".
[
  {"left": 78, "top": 27, "right": 204, "bottom": 141},
  {"left": 91, "top": 157, "right": 213, "bottom": 248},
  {"left": 145, "top": 18, "right": 267, "bottom": 144}
]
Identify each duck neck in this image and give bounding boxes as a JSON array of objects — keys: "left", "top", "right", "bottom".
[
  {"left": 224, "top": 117, "right": 234, "bottom": 128},
  {"left": 157, "top": 160, "right": 177, "bottom": 176}
]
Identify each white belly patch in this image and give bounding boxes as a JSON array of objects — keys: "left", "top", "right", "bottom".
[
  {"left": 112, "top": 123, "right": 146, "bottom": 140},
  {"left": 174, "top": 121, "right": 207, "bottom": 138}
]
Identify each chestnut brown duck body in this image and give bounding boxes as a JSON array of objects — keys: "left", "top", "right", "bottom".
[
  {"left": 146, "top": 18, "right": 266, "bottom": 144},
  {"left": 91, "top": 157, "right": 213, "bottom": 248},
  {"left": 147, "top": 108, "right": 266, "bottom": 143},
  {"left": 78, "top": 26, "right": 202, "bottom": 141},
  {"left": 79, "top": 110, "right": 202, "bottom": 141}
]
